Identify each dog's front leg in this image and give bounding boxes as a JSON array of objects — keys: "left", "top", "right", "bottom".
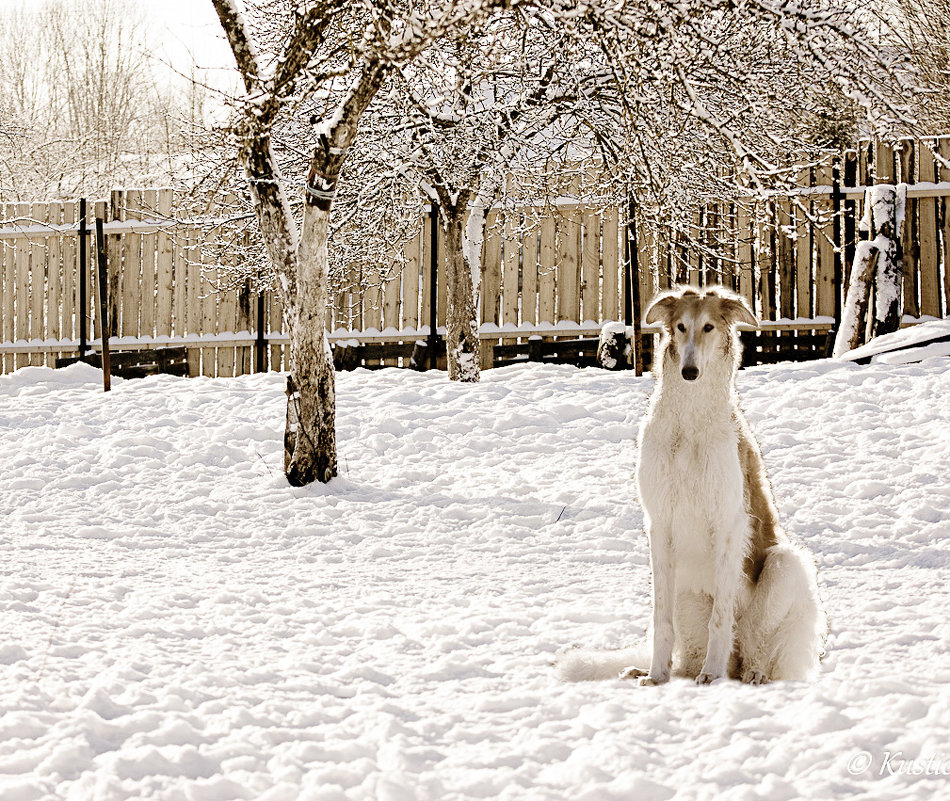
[
  {"left": 640, "top": 524, "right": 674, "bottom": 686},
  {"left": 697, "top": 522, "right": 745, "bottom": 684}
]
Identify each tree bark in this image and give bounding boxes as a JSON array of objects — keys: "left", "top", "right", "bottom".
[
  {"left": 442, "top": 205, "right": 482, "bottom": 382},
  {"left": 833, "top": 242, "right": 879, "bottom": 357},
  {"left": 284, "top": 192, "right": 338, "bottom": 485}
]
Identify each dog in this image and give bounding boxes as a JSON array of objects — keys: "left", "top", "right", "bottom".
[{"left": 558, "top": 286, "right": 826, "bottom": 685}]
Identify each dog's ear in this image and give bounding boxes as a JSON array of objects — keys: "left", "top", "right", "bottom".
[
  {"left": 644, "top": 293, "right": 679, "bottom": 326},
  {"left": 720, "top": 295, "right": 757, "bottom": 328}
]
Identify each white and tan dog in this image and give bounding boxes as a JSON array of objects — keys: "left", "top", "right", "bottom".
[{"left": 558, "top": 286, "right": 826, "bottom": 685}]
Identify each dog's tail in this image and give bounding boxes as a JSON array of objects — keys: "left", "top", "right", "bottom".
[{"left": 555, "top": 640, "right": 651, "bottom": 682}]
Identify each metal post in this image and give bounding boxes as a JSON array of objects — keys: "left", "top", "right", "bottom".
[
  {"left": 95, "top": 218, "right": 112, "bottom": 392},
  {"left": 832, "top": 160, "right": 843, "bottom": 325},
  {"left": 256, "top": 289, "right": 266, "bottom": 373},
  {"left": 428, "top": 203, "right": 439, "bottom": 370},
  {"left": 78, "top": 198, "right": 88, "bottom": 361},
  {"left": 627, "top": 195, "right": 643, "bottom": 375},
  {"left": 623, "top": 202, "right": 634, "bottom": 328}
]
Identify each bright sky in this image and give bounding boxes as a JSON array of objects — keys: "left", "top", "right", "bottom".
[
  {"left": 0, "top": 0, "right": 237, "bottom": 91},
  {"left": 145, "top": 0, "right": 237, "bottom": 88}
]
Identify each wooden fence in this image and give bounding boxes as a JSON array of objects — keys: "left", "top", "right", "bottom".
[{"left": 2, "top": 137, "right": 949, "bottom": 376}]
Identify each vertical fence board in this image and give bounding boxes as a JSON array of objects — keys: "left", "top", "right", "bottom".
[
  {"left": 364, "top": 268, "right": 382, "bottom": 332},
  {"left": 502, "top": 212, "right": 520, "bottom": 330},
  {"left": 420, "top": 214, "right": 433, "bottom": 332},
  {"left": 235, "top": 279, "right": 253, "bottom": 375},
  {"left": 47, "top": 203, "right": 63, "bottom": 350},
  {"left": 1, "top": 205, "right": 14, "bottom": 372},
  {"left": 106, "top": 190, "right": 124, "bottom": 338},
  {"left": 140, "top": 189, "right": 158, "bottom": 337},
  {"left": 538, "top": 215, "right": 556, "bottom": 325},
  {"left": 402, "top": 228, "right": 421, "bottom": 330},
  {"left": 919, "top": 141, "right": 941, "bottom": 316},
  {"left": 898, "top": 139, "right": 919, "bottom": 317},
  {"left": 736, "top": 205, "right": 755, "bottom": 309},
  {"left": 688, "top": 212, "right": 701, "bottom": 287},
  {"left": 29, "top": 203, "right": 48, "bottom": 365},
  {"left": 602, "top": 207, "right": 619, "bottom": 321},
  {"left": 382, "top": 250, "right": 402, "bottom": 331},
  {"left": 939, "top": 137, "right": 950, "bottom": 314},
  {"left": 122, "top": 190, "right": 143, "bottom": 338},
  {"left": 706, "top": 205, "right": 720, "bottom": 285},
  {"left": 581, "top": 209, "right": 600, "bottom": 323},
  {"left": 15, "top": 204, "right": 32, "bottom": 368},
  {"left": 172, "top": 224, "right": 187, "bottom": 340},
  {"left": 481, "top": 211, "right": 502, "bottom": 325},
  {"left": 521, "top": 214, "right": 539, "bottom": 325},
  {"left": 184, "top": 227, "right": 201, "bottom": 376},
  {"left": 842, "top": 151, "right": 858, "bottom": 293},
  {"left": 200, "top": 249, "right": 216, "bottom": 377},
  {"left": 216, "top": 269, "right": 237, "bottom": 378},
  {"left": 637, "top": 216, "right": 656, "bottom": 307},
  {"left": 156, "top": 190, "right": 174, "bottom": 337},
  {"left": 776, "top": 200, "right": 795, "bottom": 319},
  {"left": 556, "top": 210, "right": 580, "bottom": 322},
  {"left": 755, "top": 205, "right": 772, "bottom": 320},
  {"left": 61, "top": 202, "right": 77, "bottom": 343},
  {"left": 814, "top": 163, "right": 836, "bottom": 318},
  {"left": 92, "top": 200, "right": 107, "bottom": 341},
  {"left": 794, "top": 197, "right": 812, "bottom": 320},
  {"left": 269, "top": 292, "right": 284, "bottom": 372}
]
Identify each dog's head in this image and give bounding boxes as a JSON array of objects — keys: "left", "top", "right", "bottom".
[{"left": 644, "top": 286, "right": 757, "bottom": 382}]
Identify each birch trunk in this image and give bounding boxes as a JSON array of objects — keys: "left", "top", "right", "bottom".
[{"left": 442, "top": 206, "right": 481, "bottom": 382}]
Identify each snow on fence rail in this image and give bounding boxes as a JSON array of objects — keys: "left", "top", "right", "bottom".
[{"left": 1, "top": 137, "right": 949, "bottom": 377}]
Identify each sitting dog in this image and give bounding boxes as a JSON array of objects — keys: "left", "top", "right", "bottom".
[{"left": 558, "top": 286, "right": 826, "bottom": 685}]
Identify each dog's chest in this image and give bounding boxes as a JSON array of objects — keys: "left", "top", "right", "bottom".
[{"left": 638, "top": 414, "right": 744, "bottom": 519}]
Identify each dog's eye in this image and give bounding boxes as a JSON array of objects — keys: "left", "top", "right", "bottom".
[
  {"left": 676, "top": 323, "right": 686, "bottom": 333},
  {"left": 703, "top": 323, "right": 714, "bottom": 333}
]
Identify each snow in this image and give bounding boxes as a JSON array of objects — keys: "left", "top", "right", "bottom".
[
  {"left": 839, "top": 318, "right": 950, "bottom": 363},
  {"left": 3, "top": 357, "right": 950, "bottom": 800}
]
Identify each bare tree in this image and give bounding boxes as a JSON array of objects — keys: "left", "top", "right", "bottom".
[
  {"left": 211, "top": 0, "right": 515, "bottom": 484},
  {"left": 337, "top": 9, "right": 597, "bottom": 382},
  {"left": 874, "top": 0, "right": 949, "bottom": 134}
]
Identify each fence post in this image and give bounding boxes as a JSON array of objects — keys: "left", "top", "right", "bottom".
[
  {"left": 428, "top": 203, "right": 439, "bottom": 369},
  {"left": 832, "top": 160, "right": 844, "bottom": 325},
  {"left": 624, "top": 195, "right": 643, "bottom": 375},
  {"left": 95, "top": 218, "right": 112, "bottom": 392},
  {"left": 79, "top": 198, "right": 88, "bottom": 361},
  {"left": 256, "top": 289, "right": 266, "bottom": 373}
]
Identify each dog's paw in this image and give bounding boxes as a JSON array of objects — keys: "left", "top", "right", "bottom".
[
  {"left": 637, "top": 673, "right": 669, "bottom": 687},
  {"left": 618, "top": 666, "right": 648, "bottom": 681},
  {"left": 695, "top": 671, "right": 723, "bottom": 685},
  {"left": 741, "top": 669, "right": 769, "bottom": 686}
]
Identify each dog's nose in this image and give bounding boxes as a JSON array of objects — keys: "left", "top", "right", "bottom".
[{"left": 681, "top": 366, "right": 699, "bottom": 381}]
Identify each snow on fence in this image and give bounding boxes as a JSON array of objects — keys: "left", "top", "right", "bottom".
[{"left": 2, "top": 137, "right": 949, "bottom": 377}]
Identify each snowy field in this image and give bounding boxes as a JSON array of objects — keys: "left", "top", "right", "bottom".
[{"left": 2, "top": 357, "right": 949, "bottom": 801}]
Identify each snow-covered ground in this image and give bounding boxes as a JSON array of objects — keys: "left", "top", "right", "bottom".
[{"left": 2, "top": 357, "right": 949, "bottom": 801}]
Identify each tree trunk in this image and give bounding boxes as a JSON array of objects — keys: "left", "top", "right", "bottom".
[
  {"left": 283, "top": 169, "right": 339, "bottom": 486},
  {"left": 833, "top": 242, "right": 879, "bottom": 357},
  {"left": 442, "top": 207, "right": 482, "bottom": 382},
  {"left": 833, "top": 184, "right": 904, "bottom": 358}
]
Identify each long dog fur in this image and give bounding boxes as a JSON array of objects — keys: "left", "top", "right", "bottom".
[{"left": 557, "top": 286, "right": 826, "bottom": 685}]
